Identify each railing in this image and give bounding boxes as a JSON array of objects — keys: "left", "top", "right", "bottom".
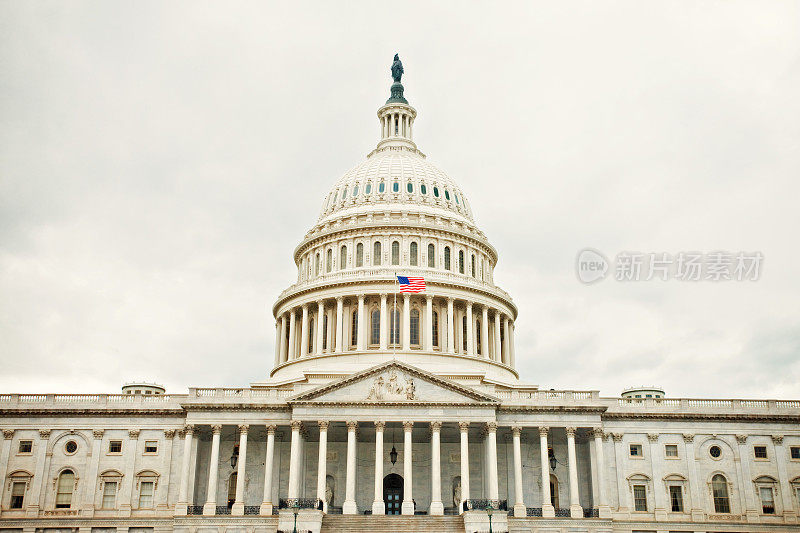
[
  {"left": 244, "top": 505, "right": 260, "bottom": 515},
  {"left": 189, "top": 388, "right": 294, "bottom": 401},
  {"left": 42, "top": 509, "right": 80, "bottom": 517},
  {"left": 463, "top": 499, "right": 507, "bottom": 511},
  {"left": 187, "top": 505, "right": 204, "bottom": 515},
  {"left": 215, "top": 505, "right": 231, "bottom": 515},
  {"left": 583, "top": 507, "right": 599, "bottom": 518},
  {"left": 554, "top": 508, "right": 571, "bottom": 517},
  {"left": 0, "top": 393, "right": 184, "bottom": 408},
  {"left": 526, "top": 507, "right": 542, "bottom": 517},
  {"left": 278, "top": 498, "right": 322, "bottom": 510}
]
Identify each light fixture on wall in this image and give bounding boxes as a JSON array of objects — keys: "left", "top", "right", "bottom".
[
  {"left": 548, "top": 447, "right": 565, "bottom": 471},
  {"left": 230, "top": 445, "right": 239, "bottom": 469},
  {"left": 389, "top": 425, "right": 398, "bottom": 465}
]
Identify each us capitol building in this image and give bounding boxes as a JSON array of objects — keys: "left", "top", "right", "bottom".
[{"left": 1, "top": 58, "right": 799, "bottom": 533}]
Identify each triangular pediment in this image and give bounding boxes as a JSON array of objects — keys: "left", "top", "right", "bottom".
[{"left": 288, "top": 360, "right": 499, "bottom": 405}]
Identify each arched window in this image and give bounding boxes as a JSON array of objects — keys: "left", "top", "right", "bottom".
[
  {"left": 370, "top": 309, "right": 380, "bottom": 345},
  {"left": 379, "top": 181, "right": 385, "bottom": 193},
  {"left": 432, "top": 310, "right": 439, "bottom": 347},
  {"left": 323, "top": 314, "right": 328, "bottom": 350},
  {"left": 420, "top": 184, "right": 427, "bottom": 195},
  {"left": 373, "top": 241, "right": 382, "bottom": 266},
  {"left": 471, "top": 254, "right": 476, "bottom": 277},
  {"left": 480, "top": 258, "right": 484, "bottom": 280},
  {"left": 407, "top": 182, "right": 413, "bottom": 193},
  {"left": 427, "top": 244, "right": 435, "bottom": 268},
  {"left": 308, "top": 318, "right": 314, "bottom": 353},
  {"left": 365, "top": 183, "right": 372, "bottom": 195},
  {"left": 315, "top": 253, "right": 320, "bottom": 276},
  {"left": 712, "top": 474, "right": 730, "bottom": 513},
  {"left": 351, "top": 310, "right": 358, "bottom": 348},
  {"left": 550, "top": 474, "right": 559, "bottom": 508},
  {"left": 459, "top": 250, "right": 465, "bottom": 274},
  {"left": 410, "top": 308, "right": 420, "bottom": 346},
  {"left": 340, "top": 245, "right": 347, "bottom": 269},
  {"left": 392, "top": 182, "right": 399, "bottom": 193},
  {"left": 342, "top": 187, "right": 348, "bottom": 199},
  {"left": 410, "top": 242, "right": 418, "bottom": 266},
  {"left": 391, "top": 241, "right": 400, "bottom": 265},
  {"left": 353, "top": 184, "right": 359, "bottom": 197},
  {"left": 390, "top": 307, "right": 400, "bottom": 346},
  {"left": 444, "top": 247, "right": 451, "bottom": 270},
  {"left": 356, "top": 243, "right": 364, "bottom": 267},
  {"left": 433, "top": 186, "right": 440, "bottom": 197},
  {"left": 227, "top": 472, "right": 237, "bottom": 508},
  {"left": 326, "top": 249, "right": 332, "bottom": 273},
  {"left": 462, "top": 316, "right": 468, "bottom": 352},
  {"left": 476, "top": 320, "right": 482, "bottom": 355},
  {"left": 55, "top": 470, "right": 75, "bottom": 508},
  {"left": 444, "top": 189, "right": 451, "bottom": 200}
]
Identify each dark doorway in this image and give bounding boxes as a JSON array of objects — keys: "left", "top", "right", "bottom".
[{"left": 383, "top": 473, "right": 404, "bottom": 515}]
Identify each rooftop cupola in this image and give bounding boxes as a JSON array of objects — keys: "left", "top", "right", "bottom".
[{"left": 371, "top": 54, "right": 423, "bottom": 158}]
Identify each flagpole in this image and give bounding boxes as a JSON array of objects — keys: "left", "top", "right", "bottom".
[{"left": 393, "top": 272, "right": 397, "bottom": 361}]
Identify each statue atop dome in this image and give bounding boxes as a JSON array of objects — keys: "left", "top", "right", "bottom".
[{"left": 391, "top": 54, "right": 404, "bottom": 83}]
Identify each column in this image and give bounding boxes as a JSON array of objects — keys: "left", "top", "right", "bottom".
[
  {"left": 425, "top": 295, "right": 434, "bottom": 350},
  {"left": 612, "top": 433, "right": 628, "bottom": 513},
  {"left": 82, "top": 429, "right": 103, "bottom": 515},
  {"left": 343, "top": 421, "right": 358, "bottom": 514},
  {"left": 481, "top": 306, "right": 489, "bottom": 358},
  {"left": 511, "top": 427, "right": 525, "bottom": 517},
  {"left": 493, "top": 312, "right": 501, "bottom": 362},
  {"left": 379, "top": 293, "right": 388, "bottom": 350},
  {"left": 175, "top": 425, "right": 195, "bottom": 515},
  {"left": 0, "top": 431, "right": 14, "bottom": 510},
  {"left": 647, "top": 433, "right": 667, "bottom": 520},
  {"left": 288, "top": 309, "right": 297, "bottom": 360},
  {"left": 326, "top": 307, "right": 334, "bottom": 352},
  {"left": 231, "top": 425, "right": 249, "bottom": 515},
  {"left": 502, "top": 317, "right": 510, "bottom": 365},
  {"left": 566, "top": 427, "right": 583, "bottom": 518},
  {"left": 25, "top": 429, "right": 51, "bottom": 516},
  {"left": 683, "top": 434, "right": 704, "bottom": 520},
  {"left": 539, "top": 427, "right": 555, "bottom": 517},
  {"left": 316, "top": 301, "right": 325, "bottom": 356},
  {"left": 357, "top": 295, "right": 365, "bottom": 350},
  {"left": 317, "top": 421, "right": 329, "bottom": 512},
  {"left": 446, "top": 298, "right": 455, "bottom": 354},
  {"left": 372, "top": 421, "right": 385, "bottom": 515},
  {"left": 335, "top": 297, "right": 344, "bottom": 353},
  {"left": 402, "top": 294, "right": 410, "bottom": 350},
  {"left": 260, "top": 425, "right": 277, "bottom": 515},
  {"left": 401, "top": 421, "right": 414, "bottom": 515},
  {"left": 486, "top": 422, "right": 499, "bottom": 502},
  {"left": 279, "top": 315, "right": 288, "bottom": 363},
  {"left": 592, "top": 429, "right": 610, "bottom": 518},
  {"left": 459, "top": 422, "right": 470, "bottom": 513},
  {"left": 466, "top": 303, "right": 474, "bottom": 356},
  {"left": 274, "top": 321, "right": 281, "bottom": 367},
  {"left": 287, "top": 421, "right": 303, "bottom": 500},
  {"left": 300, "top": 304, "right": 309, "bottom": 356},
  {"left": 119, "top": 429, "right": 139, "bottom": 516},
  {"left": 203, "top": 425, "right": 222, "bottom": 515},
  {"left": 509, "top": 322, "right": 515, "bottom": 367},
  {"left": 772, "top": 435, "right": 797, "bottom": 522},
  {"left": 735, "top": 434, "right": 758, "bottom": 521},
  {"left": 429, "top": 422, "right": 443, "bottom": 515}
]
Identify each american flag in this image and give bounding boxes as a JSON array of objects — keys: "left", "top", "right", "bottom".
[{"left": 397, "top": 275, "right": 426, "bottom": 293}]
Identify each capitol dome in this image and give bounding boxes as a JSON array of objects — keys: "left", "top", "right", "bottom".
[{"left": 267, "top": 62, "right": 518, "bottom": 387}]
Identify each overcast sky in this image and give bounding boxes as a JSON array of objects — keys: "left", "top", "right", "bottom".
[{"left": 1, "top": 1, "right": 799, "bottom": 398}]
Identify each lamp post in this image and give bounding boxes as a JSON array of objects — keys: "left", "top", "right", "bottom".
[
  {"left": 486, "top": 503, "right": 493, "bottom": 533},
  {"left": 292, "top": 501, "right": 299, "bottom": 533}
]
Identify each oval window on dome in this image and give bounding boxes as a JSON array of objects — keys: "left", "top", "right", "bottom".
[
  {"left": 333, "top": 192, "right": 338, "bottom": 203},
  {"left": 420, "top": 184, "right": 427, "bottom": 195},
  {"left": 407, "top": 183, "right": 413, "bottom": 193},
  {"left": 454, "top": 193, "right": 459, "bottom": 204},
  {"left": 433, "top": 186, "right": 440, "bottom": 197},
  {"left": 444, "top": 189, "right": 450, "bottom": 200},
  {"left": 392, "top": 182, "right": 399, "bottom": 193},
  {"left": 379, "top": 182, "right": 385, "bottom": 193},
  {"left": 353, "top": 185, "right": 359, "bottom": 197},
  {"left": 365, "top": 183, "right": 372, "bottom": 194},
  {"left": 342, "top": 187, "right": 348, "bottom": 199}
]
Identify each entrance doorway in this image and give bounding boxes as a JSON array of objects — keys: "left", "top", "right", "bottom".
[{"left": 383, "top": 473, "right": 404, "bottom": 515}]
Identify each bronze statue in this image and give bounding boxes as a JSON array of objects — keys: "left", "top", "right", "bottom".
[{"left": 391, "top": 54, "right": 403, "bottom": 83}]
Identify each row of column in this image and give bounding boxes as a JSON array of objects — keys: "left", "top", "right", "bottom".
[
  {"left": 274, "top": 295, "right": 515, "bottom": 366},
  {"left": 381, "top": 110, "right": 412, "bottom": 140}
]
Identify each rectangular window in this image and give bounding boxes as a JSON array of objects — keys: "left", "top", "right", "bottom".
[
  {"left": 790, "top": 446, "right": 800, "bottom": 460},
  {"left": 633, "top": 484, "right": 647, "bottom": 512},
  {"left": 10, "top": 481, "right": 25, "bottom": 509},
  {"left": 138, "top": 481, "right": 154, "bottom": 509},
  {"left": 144, "top": 441, "right": 158, "bottom": 454},
  {"left": 669, "top": 485, "right": 683, "bottom": 512},
  {"left": 108, "top": 440, "right": 122, "bottom": 454},
  {"left": 665, "top": 444, "right": 678, "bottom": 458},
  {"left": 760, "top": 486, "right": 775, "bottom": 514},
  {"left": 754, "top": 445, "right": 768, "bottom": 459},
  {"left": 102, "top": 481, "right": 117, "bottom": 509},
  {"left": 630, "top": 444, "right": 643, "bottom": 457},
  {"left": 18, "top": 440, "right": 32, "bottom": 454}
]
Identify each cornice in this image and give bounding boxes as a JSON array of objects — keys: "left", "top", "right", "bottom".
[
  {"left": 0, "top": 408, "right": 186, "bottom": 417},
  {"left": 498, "top": 405, "right": 608, "bottom": 414},
  {"left": 602, "top": 412, "right": 800, "bottom": 423}
]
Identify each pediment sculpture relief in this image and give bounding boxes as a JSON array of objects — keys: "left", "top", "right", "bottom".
[{"left": 366, "top": 370, "right": 416, "bottom": 401}]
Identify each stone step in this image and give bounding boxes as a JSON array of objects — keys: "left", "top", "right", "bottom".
[{"left": 320, "top": 514, "right": 464, "bottom": 532}]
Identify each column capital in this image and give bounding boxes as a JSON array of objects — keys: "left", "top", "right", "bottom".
[
  {"left": 565, "top": 427, "right": 577, "bottom": 437},
  {"left": 128, "top": 429, "right": 140, "bottom": 439},
  {"left": 403, "top": 293, "right": 410, "bottom": 301},
  {"left": 402, "top": 420, "right": 414, "bottom": 432},
  {"left": 466, "top": 301, "right": 473, "bottom": 309},
  {"left": 266, "top": 425, "right": 277, "bottom": 435},
  {"left": 429, "top": 421, "right": 442, "bottom": 431},
  {"left": 425, "top": 294, "right": 433, "bottom": 301},
  {"left": 302, "top": 302, "right": 309, "bottom": 310},
  {"left": 358, "top": 294, "right": 365, "bottom": 302},
  {"left": 164, "top": 429, "right": 176, "bottom": 439},
  {"left": 459, "top": 422, "right": 470, "bottom": 432},
  {"left": 318, "top": 420, "right": 329, "bottom": 431},
  {"left": 447, "top": 297, "right": 454, "bottom": 303},
  {"left": 610, "top": 432, "right": 624, "bottom": 442},
  {"left": 374, "top": 421, "right": 386, "bottom": 431},
  {"left": 183, "top": 424, "right": 195, "bottom": 436},
  {"left": 771, "top": 434, "right": 784, "bottom": 445},
  {"left": 336, "top": 295, "right": 344, "bottom": 302},
  {"left": 346, "top": 420, "right": 358, "bottom": 431},
  {"left": 682, "top": 433, "right": 695, "bottom": 443},
  {"left": 538, "top": 426, "right": 549, "bottom": 437},
  {"left": 588, "top": 427, "right": 604, "bottom": 439},
  {"left": 39, "top": 429, "right": 51, "bottom": 439},
  {"left": 486, "top": 421, "right": 498, "bottom": 432},
  {"left": 380, "top": 292, "right": 388, "bottom": 298},
  {"left": 647, "top": 433, "right": 659, "bottom": 443},
  {"left": 92, "top": 429, "right": 104, "bottom": 439},
  {"left": 290, "top": 420, "right": 304, "bottom": 432},
  {"left": 210, "top": 424, "right": 223, "bottom": 434},
  {"left": 238, "top": 424, "right": 250, "bottom": 435},
  {"left": 2, "top": 429, "right": 15, "bottom": 439},
  {"left": 511, "top": 426, "right": 522, "bottom": 437}
]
